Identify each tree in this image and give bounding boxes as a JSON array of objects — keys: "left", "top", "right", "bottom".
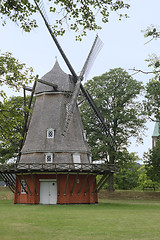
[
  {"left": 80, "top": 68, "right": 146, "bottom": 190},
  {"left": 114, "top": 151, "right": 140, "bottom": 190},
  {"left": 140, "top": 26, "right": 160, "bottom": 120},
  {"left": 144, "top": 141, "right": 160, "bottom": 183},
  {"left": 0, "top": 96, "right": 30, "bottom": 164},
  {"left": 144, "top": 77, "right": 160, "bottom": 121},
  {"left": 131, "top": 25, "right": 160, "bottom": 77},
  {"left": 143, "top": 26, "right": 160, "bottom": 78},
  {"left": 137, "top": 165, "right": 159, "bottom": 191},
  {"left": 0, "top": 0, "right": 130, "bottom": 39},
  {"left": 0, "top": 51, "right": 35, "bottom": 100}
]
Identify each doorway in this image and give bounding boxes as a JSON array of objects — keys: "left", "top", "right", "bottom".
[{"left": 40, "top": 180, "right": 57, "bottom": 204}]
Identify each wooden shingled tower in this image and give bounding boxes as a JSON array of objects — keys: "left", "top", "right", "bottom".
[
  {"left": 0, "top": 0, "right": 117, "bottom": 204},
  {"left": 14, "top": 61, "right": 106, "bottom": 204}
]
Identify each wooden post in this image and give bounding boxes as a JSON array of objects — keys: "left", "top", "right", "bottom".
[
  {"left": 38, "top": 79, "right": 58, "bottom": 91},
  {"left": 8, "top": 173, "right": 20, "bottom": 195},
  {"left": 18, "top": 78, "right": 37, "bottom": 161},
  {"left": 31, "top": 174, "right": 38, "bottom": 195},
  {"left": 7, "top": 174, "right": 16, "bottom": 191},
  {"left": 23, "top": 87, "right": 27, "bottom": 126},
  {"left": 97, "top": 175, "right": 110, "bottom": 192},
  {"left": 92, "top": 173, "right": 108, "bottom": 194},
  {"left": 77, "top": 174, "right": 89, "bottom": 194},
  {"left": 3, "top": 173, "right": 15, "bottom": 191},
  {"left": 70, "top": 173, "right": 79, "bottom": 195},
  {"left": 1, "top": 173, "right": 14, "bottom": 193},
  {"left": 64, "top": 173, "right": 69, "bottom": 195},
  {"left": 84, "top": 175, "right": 97, "bottom": 194},
  {"left": 56, "top": 173, "right": 60, "bottom": 196},
  {"left": 9, "top": 173, "right": 16, "bottom": 183}
]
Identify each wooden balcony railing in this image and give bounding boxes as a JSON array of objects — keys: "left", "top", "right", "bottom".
[{"left": 0, "top": 162, "right": 118, "bottom": 174}]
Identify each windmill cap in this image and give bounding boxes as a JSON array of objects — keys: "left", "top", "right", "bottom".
[
  {"left": 35, "top": 60, "right": 74, "bottom": 94},
  {"left": 152, "top": 121, "right": 160, "bottom": 137}
]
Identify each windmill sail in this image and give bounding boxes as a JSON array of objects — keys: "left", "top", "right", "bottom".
[
  {"left": 34, "top": 0, "right": 78, "bottom": 81},
  {"left": 62, "top": 77, "right": 81, "bottom": 136},
  {"left": 80, "top": 34, "right": 103, "bottom": 80},
  {"left": 62, "top": 34, "right": 103, "bottom": 136}
]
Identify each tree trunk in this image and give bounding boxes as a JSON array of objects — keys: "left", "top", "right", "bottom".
[{"left": 108, "top": 172, "right": 114, "bottom": 192}]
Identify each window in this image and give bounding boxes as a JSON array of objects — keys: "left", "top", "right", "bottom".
[
  {"left": 73, "top": 153, "right": 81, "bottom": 169},
  {"left": 21, "top": 180, "right": 27, "bottom": 194},
  {"left": 45, "top": 153, "right": 53, "bottom": 163},
  {"left": 47, "top": 129, "right": 54, "bottom": 139},
  {"left": 88, "top": 154, "right": 92, "bottom": 163},
  {"left": 83, "top": 130, "right": 87, "bottom": 141}
]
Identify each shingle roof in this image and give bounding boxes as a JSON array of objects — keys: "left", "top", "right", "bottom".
[
  {"left": 20, "top": 61, "right": 91, "bottom": 165},
  {"left": 35, "top": 61, "right": 74, "bottom": 94}
]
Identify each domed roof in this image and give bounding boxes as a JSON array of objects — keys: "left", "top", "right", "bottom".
[{"left": 35, "top": 61, "right": 74, "bottom": 94}]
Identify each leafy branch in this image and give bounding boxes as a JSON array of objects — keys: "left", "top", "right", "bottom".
[
  {"left": 0, "top": 51, "right": 36, "bottom": 99},
  {"left": 0, "top": 0, "right": 130, "bottom": 39}
]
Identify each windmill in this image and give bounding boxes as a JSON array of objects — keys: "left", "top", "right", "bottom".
[
  {"left": 34, "top": 0, "right": 114, "bottom": 145},
  {"left": 0, "top": 0, "right": 117, "bottom": 204}
]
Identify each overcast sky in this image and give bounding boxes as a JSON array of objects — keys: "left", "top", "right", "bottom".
[{"left": 1, "top": 0, "right": 160, "bottom": 160}]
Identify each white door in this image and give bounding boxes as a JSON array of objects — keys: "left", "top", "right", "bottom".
[{"left": 40, "top": 181, "right": 57, "bottom": 204}]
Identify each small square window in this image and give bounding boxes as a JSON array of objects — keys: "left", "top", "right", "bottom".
[
  {"left": 47, "top": 129, "right": 54, "bottom": 139},
  {"left": 45, "top": 153, "right": 53, "bottom": 163}
]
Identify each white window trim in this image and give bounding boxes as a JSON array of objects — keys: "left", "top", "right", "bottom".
[
  {"left": 88, "top": 154, "right": 92, "bottom": 164},
  {"left": 83, "top": 130, "right": 87, "bottom": 141},
  {"left": 45, "top": 153, "right": 53, "bottom": 163},
  {"left": 47, "top": 128, "right": 55, "bottom": 139},
  {"left": 73, "top": 153, "right": 81, "bottom": 169},
  {"left": 21, "top": 180, "right": 27, "bottom": 194}
]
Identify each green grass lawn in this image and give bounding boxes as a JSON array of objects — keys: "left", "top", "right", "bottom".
[{"left": 0, "top": 188, "right": 160, "bottom": 240}]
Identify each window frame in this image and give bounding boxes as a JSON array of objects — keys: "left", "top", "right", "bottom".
[
  {"left": 21, "top": 180, "right": 27, "bottom": 194},
  {"left": 83, "top": 130, "right": 87, "bottom": 141},
  {"left": 73, "top": 153, "right": 81, "bottom": 169},
  {"left": 88, "top": 154, "right": 92, "bottom": 163},
  {"left": 45, "top": 153, "right": 53, "bottom": 163},
  {"left": 47, "top": 128, "right": 55, "bottom": 139}
]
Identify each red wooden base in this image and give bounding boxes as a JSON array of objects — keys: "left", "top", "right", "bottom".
[{"left": 14, "top": 173, "right": 98, "bottom": 204}]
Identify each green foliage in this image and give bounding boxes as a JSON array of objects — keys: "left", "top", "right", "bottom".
[
  {"left": 0, "top": 0, "right": 37, "bottom": 32},
  {"left": 143, "top": 25, "right": 160, "bottom": 40},
  {"left": 144, "top": 76, "right": 160, "bottom": 120},
  {"left": 142, "top": 25, "right": 160, "bottom": 92},
  {"left": 144, "top": 57, "right": 160, "bottom": 122},
  {"left": 97, "top": 151, "right": 141, "bottom": 191},
  {"left": 137, "top": 166, "right": 160, "bottom": 191},
  {"left": 0, "top": 0, "right": 130, "bottom": 39},
  {"left": 144, "top": 142, "right": 160, "bottom": 183},
  {"left": 114, "top": 151, "right": 140, "bottom": 190},
  {"left": 80, "top": 68, "right": 146, "bottom": 163},
  {"left": 0, "top": 96, "right": 30, "bottom": 163},
  {"left": 0, "top": 51, "right": 35, "bottom": 99}
]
